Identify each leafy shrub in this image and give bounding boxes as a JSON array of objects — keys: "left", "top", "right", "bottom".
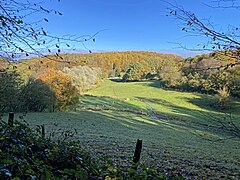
[
  {"left": 0, "top": 71, "right": 22, "bottom": 112},
  {"left": 215, "top": 86, "right": 231, "bottom": 109},
  {"left": 19, "top": 78, "right": 56, "bottom": 112}
]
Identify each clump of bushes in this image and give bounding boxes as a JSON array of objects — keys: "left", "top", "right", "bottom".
[
  {"left": 19, "top": 78, "right": 56, "bottom": 112},
  {"left": 0, "top": 69, "right": 81, "bottom": 113},
  {"left": 38, "top": 68, "right": 79, "bottom": 111},
  {"left": 215, "top": 86, "right": 231, "bottom": 109}
]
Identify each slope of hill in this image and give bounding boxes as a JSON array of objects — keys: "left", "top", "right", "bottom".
[{"left": 16, "top": 51, "right": 183, "bottom": 79}]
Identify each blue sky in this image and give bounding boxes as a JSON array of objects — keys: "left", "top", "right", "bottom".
[{"left": 37, "top": 0, "right": 240, "bottom": 57}]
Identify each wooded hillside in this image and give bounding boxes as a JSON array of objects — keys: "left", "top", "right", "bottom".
[{"left": 1, "top": 50, "right": 240, "bottom": 112}]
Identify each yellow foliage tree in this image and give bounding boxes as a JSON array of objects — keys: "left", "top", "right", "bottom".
[{"left": 38, "top": 68, "right": 79, "bottom": 111}]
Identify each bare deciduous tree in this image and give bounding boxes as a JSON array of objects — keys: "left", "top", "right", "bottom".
[
  {"left": 166, "top": 1, "right": 240, "bottom": 70},
  {"left": 0, "top": 0, "right": 101, "bottom": 64}
]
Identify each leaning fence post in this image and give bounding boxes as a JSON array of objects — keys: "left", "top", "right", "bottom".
[
  {"left": 133, "top": 139, "right": 142, "bottom": 164},
  {"left": 8, "top": 112, "right": 14, "bottom": 127},
  {"left": 41, "top": 125, "right": 45, "bottom": 138}
]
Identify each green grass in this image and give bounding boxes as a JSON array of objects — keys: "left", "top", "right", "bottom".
[
  {"left": 84, "top": 80, "right": 214, "bottom": 114},
  {"left": 9, "top": 79, "right": 240, "bottom": 178},
  {"left": 82, "top": 80, "right": 240, "bottom": 122}
]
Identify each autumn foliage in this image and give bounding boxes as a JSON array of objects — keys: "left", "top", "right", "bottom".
[
  {"left": 38, "top": 68, "right": 79, "bottom": 111},
  {"left": 3, "top": 50, "right": 238, "bottom": 113},
  {"left": 19, "top": 51, "right": 183, "bottom": 78}
]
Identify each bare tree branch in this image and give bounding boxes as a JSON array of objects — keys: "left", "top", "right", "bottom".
[
  {"left": 0, "top": 0, "right": 104, "bottom": 66},
  {"left": 165, "top": 1, "right": 240, "bottom": 70},
  {"left": 204, "top": 0, "right": 240, "bottom": 9}
]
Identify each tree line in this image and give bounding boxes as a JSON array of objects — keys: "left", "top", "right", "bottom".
[{"left": 1, "top": 50, "right": 239, "bottom": 112}]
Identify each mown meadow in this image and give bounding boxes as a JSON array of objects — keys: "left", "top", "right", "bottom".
[{"left": 18, "top": 79, "right": 240, "bottom": 179}]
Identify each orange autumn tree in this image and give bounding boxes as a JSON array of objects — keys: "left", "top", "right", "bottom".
[{"left": 38, "top": 68, "right": 79, "bottom": 111}]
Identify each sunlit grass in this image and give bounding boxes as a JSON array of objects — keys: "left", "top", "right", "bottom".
[
  {"left": 8, "top": 79, "right": 240, "bottom": 178},
  {"left": 83, "top": 79, "right": 240, "bottom": 121},
  {"left": 16, "top": 110, "right": 239, "bottom": 175}
]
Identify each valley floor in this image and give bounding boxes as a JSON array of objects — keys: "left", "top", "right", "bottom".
[{"left": 18, "top": 80, "right": 240, "bottom": 179}]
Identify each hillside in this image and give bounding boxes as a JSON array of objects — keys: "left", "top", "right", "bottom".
[
  {"left": 16, "top": 51, "right": 183, "bottom": 79},
  {"left": 5, "top": 50, "right": 239, "bottom": 112}
]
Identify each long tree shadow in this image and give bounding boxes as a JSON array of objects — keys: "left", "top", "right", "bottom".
[
  {"left": 140, "top": 80, "right": 163, "bottom": 88},
  {"left": 183, "top": 95, "right": 240, "bottom": 115},
  {"left": 80, "top": 93, "right": 238, "bottom": 127},
  {"left": 134, "top": 96, "right": 240, "bottom": 139},
  {"left": 78, "top": 94, "right": 147, "bottom": 114},
  {"left": 143, "top": 80, "right": 240, "bottom": 115},
  {"left": 77, "top": 93, "right": 240, "bottom": 140}
]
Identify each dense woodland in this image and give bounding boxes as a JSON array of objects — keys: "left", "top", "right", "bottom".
[{"left": 0, "top": 51, "right": 239, "bottom": 112}]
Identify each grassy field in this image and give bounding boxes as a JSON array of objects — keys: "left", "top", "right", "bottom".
[{"left": 12, "top": 80, "right": 240, "bottom": 178}]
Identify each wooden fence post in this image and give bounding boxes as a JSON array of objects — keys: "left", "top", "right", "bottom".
[
  {"left": 41, "top": 125, "right": 45, "bottom": 138},
  {"left": 8, "top": 112, "right": 14, "bottom": 127},
  {"left": 133, "top": 139, "right": 142, "bottom": 163}
]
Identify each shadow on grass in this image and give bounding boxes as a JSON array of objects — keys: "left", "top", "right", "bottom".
[
  {"left": 76, "top": 95, "right": 201, "bottom": 137},
  {"left": 143, "top": 80, "right": 240, "bottom": 115},
  {"left": 79, "top": 94, "right": 146, "bottom": 113},
  {"left": 140, "top": 80, "right": 163, "bottom": 88},
  {"left": 77, "top": 93, "right": 240, "bottom": 139},
  {"left": 79, "top": 94, "right": 201, "bottom": 122},
  {"left": 135, "top": 95, "right": 240, "bottom": 137},
  {"left": 178, "top": 94, "right": 216, "bottom": 112},
  {"left": 181, "top": 94, "right": 240, "bottom": 115},
  {"left": 20, "top": 104, "right": 240, "bottom": 178},
  {"left": 108, "top": 78, "right": 122, "bottom": 82},
  {"left": 109, "top": 78, "right": 161, "bottom": 85}
]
